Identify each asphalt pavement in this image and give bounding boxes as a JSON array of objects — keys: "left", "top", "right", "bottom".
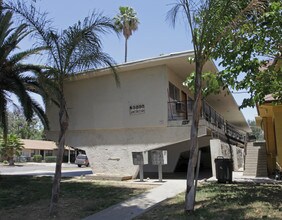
[{"left": 0, "top": 162, "right": 92, "bottom": 177}]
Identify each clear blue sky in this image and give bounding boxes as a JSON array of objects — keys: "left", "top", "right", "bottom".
[{"left": 21, "top": 0, "right": 256, "bottom": 121}]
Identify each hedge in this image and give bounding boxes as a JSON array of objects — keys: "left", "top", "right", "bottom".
[
  {"left": 33, "top": 155, "right": 42, "bottom": 162},
  {"left": 45, "top": 156, "right": 57, "bottom": 163}
]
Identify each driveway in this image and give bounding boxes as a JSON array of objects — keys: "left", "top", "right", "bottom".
[{"left": 0, "top": 162, "right": 92, "bottom": 177}]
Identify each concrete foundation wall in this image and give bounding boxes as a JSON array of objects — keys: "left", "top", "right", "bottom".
[
  {"left": 210, "top": 139, "right": 244, "bottom": 177},
  {"left": 47, "top": 126, "right": 208, "bottom": 177},
  {"left": 143, "top": 141, "right": 188, "bottom": 173},
  {"left": 144, "top": 136, "right": 211, "bottom": 173}
]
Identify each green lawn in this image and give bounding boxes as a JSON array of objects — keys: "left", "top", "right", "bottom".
[
  {"left": 0, "top": 175, "right": 153, "bottom": 220},
  {"left": 1, "top": 176, "right": 281, "bottom": 220},
  {"left": 135, "top": 182, "right": 282, "bottom": 220}
]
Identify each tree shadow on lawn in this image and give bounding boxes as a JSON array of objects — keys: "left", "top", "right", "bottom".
[
  {"left": 193, "top": 182, "right": 282, "bottom": 219},
  {"left": 200, "top": 183, "right": 281, "bottom": 208},
  {"left": 0, "top": 175, "right": 150, "bottom": 219},
  {"left": 135, "top": 182, "right": 282, "bottom": 220}
]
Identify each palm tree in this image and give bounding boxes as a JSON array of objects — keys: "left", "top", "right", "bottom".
[
  {"left": 0, "top": 134, "right": 23, "bottom": 165},
  {"left": 5, "top": 1, "right": 119, "bottom": 215},
  {"left": 114, "top": 6, "right": 139, "bottom": 63},
  {"left": 0, "top": 9, "right": 48, "bottom": 144}
]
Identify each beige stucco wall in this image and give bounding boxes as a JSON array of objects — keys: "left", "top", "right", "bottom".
[
  {"left": 46, "top": 60, "right": 243, "bottom": 178},
  {"left": 47, "top": 65, "right": 169, "bottom": 131},
  {"left": 45, "top": 64, "right": 203, "bottom": 177}
]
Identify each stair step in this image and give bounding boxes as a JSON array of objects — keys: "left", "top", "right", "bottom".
[
  {"left": 244, "top": 142, "right": 268, "bottom": 177},
  {"left": 245, "top": 166, "right": 267, "bottom": 169},
  {"left": 245, "top": 163, "right": 267, "bottom": 166},
  {"left": 245, "top": 164, "right": 260, "bottom": 166}
]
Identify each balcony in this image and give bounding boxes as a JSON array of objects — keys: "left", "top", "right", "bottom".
[{"left": 168, "top": 100, "right": 246, "bottom": 144}]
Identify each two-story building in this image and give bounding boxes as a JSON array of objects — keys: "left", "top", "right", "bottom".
[{"left": 46, "top": 51, "right": 250, "bottom": 178}]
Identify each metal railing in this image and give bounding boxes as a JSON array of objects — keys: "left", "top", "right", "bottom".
[
  {"left": 168, "top": 100, "right": 246, "bottom": 144},
  {"left": 225, "top": 122, "right": 246, "bottom": 143}
]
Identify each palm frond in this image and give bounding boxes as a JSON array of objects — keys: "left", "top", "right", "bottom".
[
  {"left": 9, "top": 46, "right": 47, "bottom": 64},
  {"left": 58, "top": 11, "right": 118, "bottom": 78},
  {"left": 4, "top": 0, "right": 53, "bottom": 46},
  {"left": 33, "top": 68, "right": 61, "bottom": 107},
  {"left": 166, "top": 3, "right": 182, "bottom": 28},
  {"left": 31, "top": 100, "right": 49, "bottom": 130},
  {"left": 7, "top": 75, "right": 33, "bottom": 122},
  {"left": 114, "top": 6, "right": 139, "bottom": 39},
  {"left": 0, "top": 11, "right": 13, "bottom": 46}
]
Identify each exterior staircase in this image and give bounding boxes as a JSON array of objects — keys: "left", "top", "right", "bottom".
[{"left": 244, "top": 142, "right": 268, "bottom": 177}]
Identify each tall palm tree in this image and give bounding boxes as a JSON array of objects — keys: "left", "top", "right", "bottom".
[
  {"left": 114, "top": 6, "right": 139, "bottom": 63},
  {"left": 0, "top": 9, "right": 48, "bottom": 144},
  {"left": 5, "top": 1, "right": 119, "bottom": 215}
]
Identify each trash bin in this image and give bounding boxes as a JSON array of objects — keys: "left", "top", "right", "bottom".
[{"left": 214, "top": 156, "right": 233, "bottom": 183}]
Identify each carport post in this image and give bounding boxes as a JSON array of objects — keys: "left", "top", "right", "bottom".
[
  {"left": 68, "top": 146, "right": 71, "bottom": 164},
  {"left": 158, "top": 164, "right": 163, "bottom": 182},
  {"left": 139, "top": 165, "right": 144, "bottom": 181}
]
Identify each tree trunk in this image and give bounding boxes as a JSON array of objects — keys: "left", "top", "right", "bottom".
[
  {"left": 185, "top": 61, "right": 203, "bottom": 212},
  {"left": 8, "top": 157, "right": 14, "bottom": 166},
  {"left": 49, "top": 97, "right": 68, "bottom": 215},
  {"left": 125, "top": 37, "right": 128, "bottom": 63}
]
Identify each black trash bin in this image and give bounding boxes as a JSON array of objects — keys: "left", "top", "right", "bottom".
[{"left": 214, "top": 156, "right": 233, "bottom": 183}]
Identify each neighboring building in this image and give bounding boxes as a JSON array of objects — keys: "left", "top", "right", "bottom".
[
  {"left": 46, "top": 51, "right": 250, "bottom": 178},
  {"left": 20, "top": 139, "right": 75, "bottom": 162},
  {"left": 256, "top": 95, "right": 282, "bottom": 174},
  {"left": 254, "top": 58, "right": 282, "bottom": 175}
]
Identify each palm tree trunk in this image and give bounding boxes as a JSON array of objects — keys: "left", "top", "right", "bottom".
[
  {"left": 8, "top": 157, "right": 14, "bottom": 166},
  {"left": 185, "top": 61, "right": 203, "bottom": 212},
  {"left": 125, "top": 37, "right": 128, "bottom": 63},
  {"left": 1, "top": 110, "right": 8, "bottom": 145},
  {"left": 49, "top": 97, "right": 69, "bottom": 215}
]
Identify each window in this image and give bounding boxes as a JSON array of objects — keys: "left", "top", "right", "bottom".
[
  {"left": 45, "top": 150, "right": 53, "bottom": 156},
  {"left": 169, "top": 82, "right": 180, "bottom": 101},
  {"left": 31, "top": 150, "right": 36, "bottom": 157}
]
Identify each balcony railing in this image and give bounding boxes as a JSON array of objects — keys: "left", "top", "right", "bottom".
[{"left": 168, "top": 100, "right": 246, "bottom": 144}]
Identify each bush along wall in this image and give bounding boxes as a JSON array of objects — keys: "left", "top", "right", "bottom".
[
  {"left": 33, "top": 155, "right": 42, "bottom": 162},
  {"left": 45, "top": 156, "right": 57, "bottom": 163}
]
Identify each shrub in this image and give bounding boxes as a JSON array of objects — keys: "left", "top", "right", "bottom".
[
  {"left": 3, "top": 160, "right": 8, "bottom": 165},
  {"left": 45, "top": 156, "right": 56, "bottom": 163},
  {"left": 33, "top": 155, "right": 42, "bottom": 162}
]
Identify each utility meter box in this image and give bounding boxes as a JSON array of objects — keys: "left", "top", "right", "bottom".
[
  {"left": 151, "top": 150, "right": 168, "bottom": 165},
  {"left": 132, "top": 151, "right": 148, "bottom": 165}
]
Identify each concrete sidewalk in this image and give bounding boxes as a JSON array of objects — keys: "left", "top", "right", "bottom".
[
  {"left": 83, "top": 179, "right": 186, "bottom": 220},
  {"left": 208, "top": 171, "right": 277, "bottom": 184},
  {"left": 83, "top": 171, "right": 278, "bottom": 220}
]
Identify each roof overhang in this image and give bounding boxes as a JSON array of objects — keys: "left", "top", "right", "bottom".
[{"left": 21, "top": 139, "right": 74, "bottom": 151}]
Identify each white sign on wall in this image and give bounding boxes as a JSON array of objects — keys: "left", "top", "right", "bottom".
[{"left": 129, "top": 104, "right": 145, "bottom": 115}]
